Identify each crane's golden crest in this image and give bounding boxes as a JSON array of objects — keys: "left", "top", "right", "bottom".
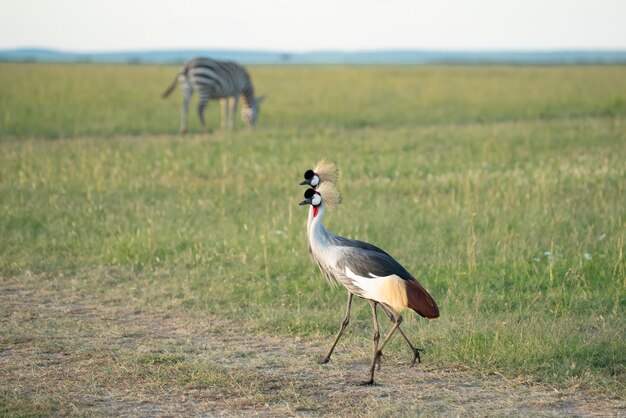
[
  {"left": 316, "top": 182, "right": 342, "bottom": 210},
  {"left": 314, "top": 158, "right": 339, "bottom": 184}
]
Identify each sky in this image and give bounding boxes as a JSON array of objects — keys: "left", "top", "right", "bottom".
[{"left": 1, "top": 0, "right": 625, "bottom": 52}]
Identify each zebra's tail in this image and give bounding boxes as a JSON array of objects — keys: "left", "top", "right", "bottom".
[{"left": 162, "top": 73, "right": 180, "bottom": 98}]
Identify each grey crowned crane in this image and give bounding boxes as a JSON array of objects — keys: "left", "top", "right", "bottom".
[
  {"left": 299, "top": 160, "right": 427, "bottom": 366},
  {"left": 299, "top": 182, "right": 439, "bottom": 385}
]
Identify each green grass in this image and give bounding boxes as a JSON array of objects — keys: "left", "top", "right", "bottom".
[
  {"left": 2, "top": 63, "right": 626, "bottom": 138},
  {"left": 0, "top": 63, "right": 625, "bottom": 398}
]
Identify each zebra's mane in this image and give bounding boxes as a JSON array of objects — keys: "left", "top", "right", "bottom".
[{"left": 240, "top": 72, "right": 256, "bottom": 109}]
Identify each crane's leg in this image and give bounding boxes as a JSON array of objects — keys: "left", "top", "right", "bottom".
[
  {"left": 379, "top": 303, "right": 423, "bottom": 365},
  {"left": 362, "top": 304, "right": 402, "bottom": 385},
  {"left": 360, "top": 300, "right": 381, "bottom": 385},
  {"left": 320, "top": 292, "right": 353, "bottom": 364},
  {"left": 373, "top": 302, "right": 382, "bottom": 372}
]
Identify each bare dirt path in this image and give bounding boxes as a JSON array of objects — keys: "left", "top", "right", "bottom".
[{"left": 1, "top": 276, "right": 624, "bottom": 417}]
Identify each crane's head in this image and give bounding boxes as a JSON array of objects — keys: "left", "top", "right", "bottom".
[
  {"left": 299, "top": 182, "right": 341, "bottom": 217},
  {"left": 299, "top": 188, "right": 322, "bottom": 206},
  {"left": 300, "top": 169, "right": 320, "bottom": 187},
  {"left": 299, "top": 158, "right": 338, "bottom": 187}
]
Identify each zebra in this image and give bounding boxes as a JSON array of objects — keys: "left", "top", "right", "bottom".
[{"left": 162, "top": 57, "right": 265, "bottom": 133}]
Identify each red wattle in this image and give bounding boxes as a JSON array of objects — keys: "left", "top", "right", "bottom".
[{"left": 313, "top": 207, "right": 319, "bottom": 218}]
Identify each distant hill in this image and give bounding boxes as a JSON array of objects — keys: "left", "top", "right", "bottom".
[{"left": 1, "top": 48, "right": 625, "bottom": 65}]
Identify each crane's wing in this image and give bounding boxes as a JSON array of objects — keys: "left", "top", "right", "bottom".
[
  {"left": 335, "top": 246, "right": 439, "bottom": 318},
  {"left": 332, "top": 236, "right": 394, "bottom": 257},
  {"left": 336, "top": 246, "right": 413, "bottom": 280}
]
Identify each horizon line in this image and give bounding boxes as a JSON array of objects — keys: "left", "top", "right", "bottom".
[{"left": 3, "top": 46, "right": 626, "bottom": 54}]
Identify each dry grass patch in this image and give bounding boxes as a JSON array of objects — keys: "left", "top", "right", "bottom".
[{"left": 1, "top": 272, "right": 624, "bottom": 416}]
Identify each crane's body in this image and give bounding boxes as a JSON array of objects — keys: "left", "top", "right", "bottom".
[
  {"left": 300, "top": 183, "right": 439, "bottom": 384},
  {"left": 299, "top": 160, "right": 434, "bottom": 367},
  {"left": 305, "top": 187, "right": 439, "bottom": 317}
]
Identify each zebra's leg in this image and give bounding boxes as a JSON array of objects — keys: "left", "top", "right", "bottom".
[
  {"left": 220, "top": 98, "right": 228, "bottom": 129},
  {"left": 197, "top": 95, "right": 211, "bottom": 134},
  {"left": 180, "top": 85, "right": 192, "bottom": 134},
  {"left": 228, "top": 96, "right": 239, "bottom": 130}
]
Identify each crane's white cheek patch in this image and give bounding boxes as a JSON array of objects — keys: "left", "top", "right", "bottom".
[{"left": 345, "top": 268, "right": 408, "bottom": 311}]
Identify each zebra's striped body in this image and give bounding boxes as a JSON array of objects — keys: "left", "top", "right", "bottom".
[{"left": 163, "top": 57, "right": 264, "bottom": 133}]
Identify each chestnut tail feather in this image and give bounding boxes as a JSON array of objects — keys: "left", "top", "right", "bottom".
[{"left": 406, "top": 280, "right": 440, "bottom": 319}]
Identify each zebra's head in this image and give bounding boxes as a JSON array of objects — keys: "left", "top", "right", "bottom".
[{"left": 242, "top": 95, "right": 265, "bottom": 127}]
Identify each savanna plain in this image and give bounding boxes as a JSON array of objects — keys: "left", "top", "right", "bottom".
[{"left": 0, "top": 63, "right": 625, "bottom": 416}]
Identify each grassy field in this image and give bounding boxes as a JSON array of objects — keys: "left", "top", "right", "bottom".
[{"left": 0, "top": 63, "right": 625, "bottom": 415}]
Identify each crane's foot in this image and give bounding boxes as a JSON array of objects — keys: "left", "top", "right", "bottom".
[
  {"left": 358, "top": 379, "right": 377, "bottom": 386},
  {"left": 410, "top": 347, "right": 424, "bottom": 365},
  {"left": 318, "top": 357, "right": 331, "bottom": 365}
]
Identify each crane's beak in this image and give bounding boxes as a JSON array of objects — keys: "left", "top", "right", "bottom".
[
  {"left": 299, "top": 197, "right": 313, "bottom": 206},
  {"left": 299, "top": 179, "right": 311, "bottom": 186}
]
